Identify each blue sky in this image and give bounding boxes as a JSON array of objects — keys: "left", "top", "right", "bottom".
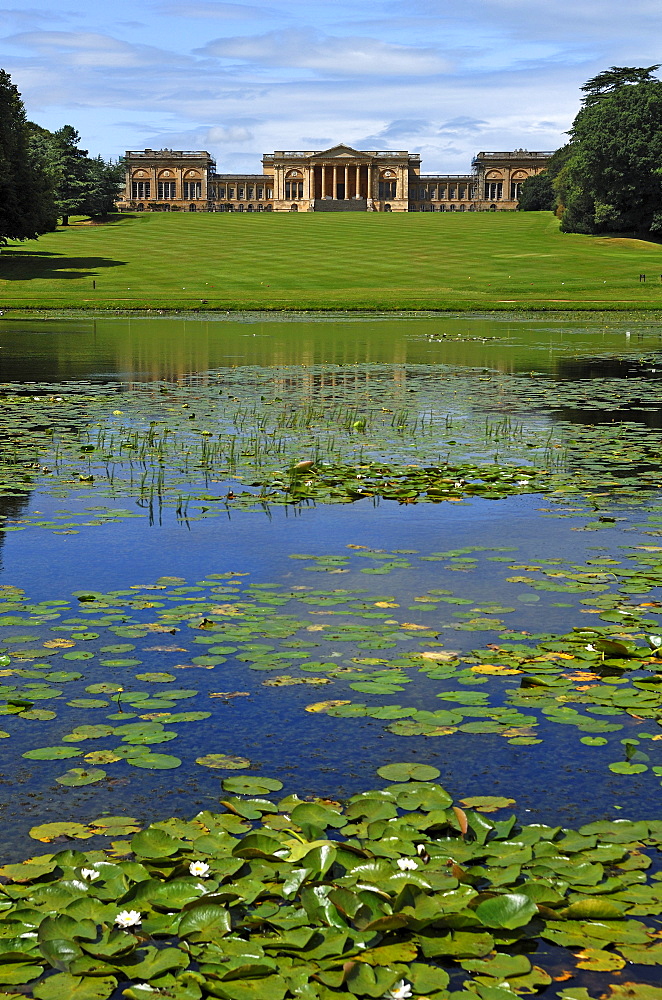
[{"left": 2, "top": 0, "right": 660, "bottom": 172}]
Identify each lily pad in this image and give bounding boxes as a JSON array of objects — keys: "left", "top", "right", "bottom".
[
  {"left": 196, "top": 753, "right": 251, "bottom": 770},
  {"left": 55, "top": 767, "right": 107, "bottom": 786},
  {"left": 376, "top": 761, "right": 442, "bottom": 782}
]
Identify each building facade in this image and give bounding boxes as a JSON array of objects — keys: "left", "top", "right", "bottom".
[{"left": 117, "top": 144, "right": 553, "bottom": 214}]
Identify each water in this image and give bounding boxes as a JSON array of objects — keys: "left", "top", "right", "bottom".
[{"left": 1, "top": 312, "right": 662, "bottom": 861}]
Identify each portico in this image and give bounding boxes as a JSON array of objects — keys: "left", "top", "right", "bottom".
[{"left": 264, "top": 145, "right": 416, "bottom": 212}]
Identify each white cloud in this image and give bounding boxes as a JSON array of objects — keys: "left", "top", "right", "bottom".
[
  {"left": 198, "top": 29, "right": 451, "bottom": 76},
  {"left": 8, "top": 30, "right": 186, "bottom": 69},
  {"left": 155, "top": 1, "right": 279, "bottom": 20}
]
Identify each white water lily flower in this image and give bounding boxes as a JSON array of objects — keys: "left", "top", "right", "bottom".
[
  {"left": 115, "top": 909, "right": 142, "bottom": 929},
  {"left": 396, "top": 858, "right": 418, "bottom": 871},
  {"left": 196, "top": 882, "right": 209, "bottom": 892},
  {"left": 585, "top": 644, "right": 596, "bottom": 652},
  {"left": 134, "top": 987, "right": 156, "bottom": 994},
  {"left": 189, "top": 860, "right": 210, "bottom": 878},
  {"left": 80, "top": 868, "right": 100, "bottom": 881},
  {"left": 383, "top": 980, "right": 413, "bottom": 1000},
  {"left": 517, "top": 480, "right": 530, "bottom": 486}
]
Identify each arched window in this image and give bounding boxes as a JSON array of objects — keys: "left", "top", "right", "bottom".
[
  {"left": 189, "top": 203, "right": 197, "bottom": 212},
  {"left": 290, "top": 203, "right": 298, "bottom": 212}
]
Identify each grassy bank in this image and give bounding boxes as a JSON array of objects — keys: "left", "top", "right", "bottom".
[{"left": 2, "top": 210, "right": 662, "bottom": 311}]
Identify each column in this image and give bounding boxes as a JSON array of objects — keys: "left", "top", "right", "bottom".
[
  {"left": 366, "top": 165, "right": 372, "bottom": 199},
  {"left": 344, "top": 165, "right": 348, "bottom": 199},
  {"left": 333, "top": 165, "right": 337, "bottom": 199},
  {"left": 321, "top": 164, "right": 326, "bottom": 199}
]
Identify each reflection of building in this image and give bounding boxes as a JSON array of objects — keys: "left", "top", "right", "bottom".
[{"left": 117, "top": 145, "right": 553, "bottom": 214}]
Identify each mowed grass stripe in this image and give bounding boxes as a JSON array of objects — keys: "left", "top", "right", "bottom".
[{"left": 1, "top": 210, "right": 662, "bottom": 310}]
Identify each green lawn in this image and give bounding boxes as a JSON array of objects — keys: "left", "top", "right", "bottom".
[{"left": 2, "top": 210, "right": 662, "bottom": 311}]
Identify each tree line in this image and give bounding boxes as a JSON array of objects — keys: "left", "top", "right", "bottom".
[
  {"left": 519, "top": 65, "right": 662, "bottom": 236},
  {"left": 0, "top": 68, "right": 123, "bottom": 247}
]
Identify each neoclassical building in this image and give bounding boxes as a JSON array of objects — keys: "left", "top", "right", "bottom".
[{"left": 117, "top": 145, "right": 553, "bottom": 214}]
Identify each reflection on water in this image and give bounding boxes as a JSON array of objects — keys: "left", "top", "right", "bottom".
[{"left": 2, "top": 313, "right": 662, "bottom": 384}]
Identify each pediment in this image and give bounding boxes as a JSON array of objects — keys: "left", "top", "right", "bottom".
[{"left": 314, "top": 144, "right": 370, "bottom": 160}]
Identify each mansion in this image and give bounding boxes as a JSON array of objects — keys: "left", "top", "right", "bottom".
[{"left": 117, "top": 145, "right": 553, "bottom": 214}]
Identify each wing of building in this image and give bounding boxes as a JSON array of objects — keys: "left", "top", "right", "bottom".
[{"left": 117, "top": 145, "right": 553, "bottom": 214}]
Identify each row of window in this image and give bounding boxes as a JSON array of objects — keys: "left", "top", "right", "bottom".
[
  {"left": 210, "top": 185, "right": 272, "bottom": 200},
  {"left": 133, "top": 204, "right": 275, "bottom": 212},
  {"left": 285, "top": 181, "right": 304, "bottom": 199},
  {"left": 132, "top": 179, "right": 525, "bottom": 203},
  {"left": 409, "top": 204, "right": 474, "bottom": 212},
  {"left": 410, "top": 184, "right": 474, "bottom": 200}
]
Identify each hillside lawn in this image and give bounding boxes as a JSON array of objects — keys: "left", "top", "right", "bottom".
[{"left": 2, "top": 209, "right": 662, "bottom": 312}]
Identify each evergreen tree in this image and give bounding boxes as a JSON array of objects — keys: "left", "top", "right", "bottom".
[
  {"left": 517, "top": 172, "right": 554, "bottom": 212},
  {"left": 52, "top": 126, "right": 95, "bottom": 225},
  {"left": 557, "top": 67, "right": 662, "bottom": 235},
  {"left": 81, "top": 155, "right": 125, "bottom": 218},
  {"left": 0, "top": 70, "right": 55, "bottom": 245},
  {"left": 517, "top": 146, "right": 571, "bottom": 213}
]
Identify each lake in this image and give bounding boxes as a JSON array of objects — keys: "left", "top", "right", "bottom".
[{"left": 0, "top": 312, "right": 660, "bottom": 852}]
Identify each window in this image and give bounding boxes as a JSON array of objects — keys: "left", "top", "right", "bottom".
[
  {"left": 247, "top": 186, "right": 254, "bottom": 199},
  {"left": 459, "top": 185, "right": 466, "bottom": 199},
  {"left": 285, "top": 181, "right": 304, "bottom": 199},
  {"left": 485, "top": 181, "right": 502, "bottom": 200},
  {"left": 228, "top": 187, "right": 235, "bottom": 199},
  {"left": 266, "top": 187, "right": 273, "bottom": 199},
  {"left": 449, "top": 185, "right": 456, "bottom": 200},
  {"left": 158, "top": 181, "right": 176, "bottom": 199},
  {"left": 238, "top": 186, "right": 245, "bottom": 200},
  {"left": 257, "top": 186, "right": 263, "bottom": 199},
  {"left": 379, "top": 180, "right": 397, "bottom": 199},
  {"left": 132, "top": 181, "right": 150, "bottom": 199},
  {"left": 183, "top": 181, "right": 201, "bottom": 199},
  {"left": 438, "top": 185, "right": 446, "bottom": 199},
  {"left": 218, "top": 186, "right": 226, "bottom": 198}
]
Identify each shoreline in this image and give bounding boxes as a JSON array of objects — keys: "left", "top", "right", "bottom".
[{"left": 3, "top": 304, "right": 662, "bottom": 321}]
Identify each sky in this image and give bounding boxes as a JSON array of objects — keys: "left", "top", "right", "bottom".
[{"left": 1, "top": 0, "right": 660, "bottom": 173}]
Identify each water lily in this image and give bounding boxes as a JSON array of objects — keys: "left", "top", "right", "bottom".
[
  {"left": 80, "top": 868, "right": 100, "bottom": 880},
  {"left": 396, "top": 858, "right": 418, "bottom": 871},
  {"left": 585, "top": 643, "right": 596, "bottom": 652},
  {"left": 134, "top": 987, "right": 156, "bottom": 994},
  {"left": 189, "top": 860, "right": 210, "bottom": 877},
  {"left": 115, "top": 909, "right": 142, "bottom": 929},
  {"left": 383, "top": 980, "right": 412, "bottom": 1000}
]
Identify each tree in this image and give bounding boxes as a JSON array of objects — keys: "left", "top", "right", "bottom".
[
  {"left": 517, "top": 145, "right": 571, "bottom": 213},
  {"left": 51, "top": 126, "right": 95, "bottom": 225},
  {"left": 0, "top": 70, "right": 56, "bottom": 246},
  {"left": 81, "top": 155, "right": 125, "bottom": 218},
  {"left": 557, "top": 67, "right": 662, "bottom": 235}
]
